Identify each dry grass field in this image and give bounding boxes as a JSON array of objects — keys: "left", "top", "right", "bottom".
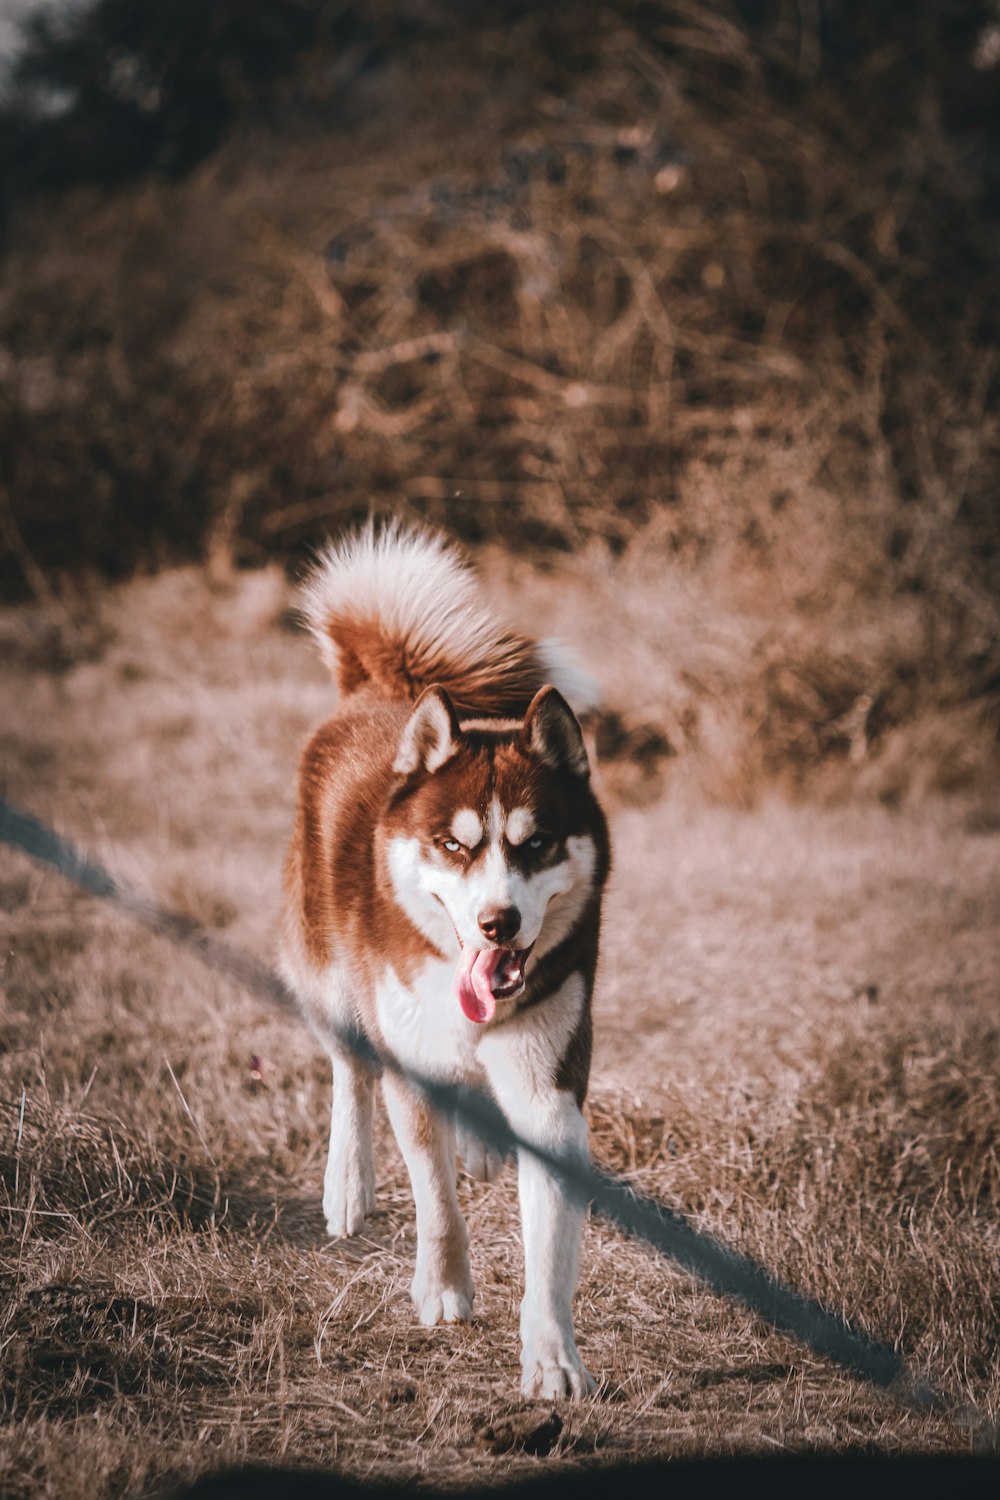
[{"left": 1, "top": 555, "right": 998, "bottom": 1497}]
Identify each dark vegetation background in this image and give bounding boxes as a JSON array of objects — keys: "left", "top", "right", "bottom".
[{"left": 1, "top": 0, "right": 998, "bottom": 798}]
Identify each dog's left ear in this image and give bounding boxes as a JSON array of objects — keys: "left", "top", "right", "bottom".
[
  {"left": 521, "top": 686, "right": 590, "bottom": 778},
  {"left": 394, "top": 685, "right": 462, "bottom": 776}
]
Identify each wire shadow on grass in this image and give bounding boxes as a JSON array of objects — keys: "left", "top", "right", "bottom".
[{"left": 0, "top": 794, "right": 969, "bottom": 1423}]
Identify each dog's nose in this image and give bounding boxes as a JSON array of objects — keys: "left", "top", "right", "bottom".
[{"left": 478, "top": 905, "right": 521, "bottom": 943}]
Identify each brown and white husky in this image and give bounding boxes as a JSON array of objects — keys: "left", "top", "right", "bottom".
[{"left": 279, "top": 523, "right": 610, "bottom": 1398}]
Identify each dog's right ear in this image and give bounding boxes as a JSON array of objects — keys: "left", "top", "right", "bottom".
[{"left": 393, "top": 686, "right": 461, "bottom": 776}]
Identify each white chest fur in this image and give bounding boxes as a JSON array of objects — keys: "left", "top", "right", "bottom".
[
  {"left": 375, "top": 955, "right": 586, "bottom": 1104},
  {"left": 375, "top": 953, "right": 483, "bottom": 1082}
]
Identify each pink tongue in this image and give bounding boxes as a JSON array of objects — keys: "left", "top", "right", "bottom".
[{"left": 454, "top": 948, "right": 504, "bottom": 1024}]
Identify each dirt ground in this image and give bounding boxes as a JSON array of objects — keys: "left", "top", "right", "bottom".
[{"left": 1, "top": 560, "right": 998, "bottom": 1498}]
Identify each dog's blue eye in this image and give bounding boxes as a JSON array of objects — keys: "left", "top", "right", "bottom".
[
  {"left": 528, "top": 835, "right": 547, "bottom": 851},
  {"left": 442, "top": 839, "right": 462, "bottom": 853}
]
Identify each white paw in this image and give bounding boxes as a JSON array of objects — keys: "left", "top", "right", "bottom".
[
  {"left": 456, "top": 1125, "right": 507, "bottom": 1183},
  {"left": 520, "top": 1332, "right": 595, "bottom": 1400},
  {"left": 412, "top": 1274, "right": 474, "bottom": 1326},
  {"left": 323, "top": 1161, "right": 375, "bottom": 1239}
]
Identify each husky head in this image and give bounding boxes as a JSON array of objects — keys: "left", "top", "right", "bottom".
[{"left": 382, "top": 685, "right": 608, "bottom": 1023}]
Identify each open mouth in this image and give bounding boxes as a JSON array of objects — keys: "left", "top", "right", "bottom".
[{"left": 453, "top": 942, "right": 533, "bottom": 1025}]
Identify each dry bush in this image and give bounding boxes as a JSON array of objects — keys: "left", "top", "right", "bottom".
[{"left": 1, "top": 4, "right": 998, "bottom": 799}]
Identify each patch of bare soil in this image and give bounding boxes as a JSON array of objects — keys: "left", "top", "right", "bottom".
[{"left": 1, "top": 566, "right": 998, "bottom": 1497}]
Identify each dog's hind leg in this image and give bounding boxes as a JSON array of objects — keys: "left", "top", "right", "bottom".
[
  {"left": 324, "top": 1051, "right": 376, "bottom": 1238},
  {"left": 456, "top": 1123, "right": 507, "bottom": 1183},
  {"left": 382, "top": 1072, "right": 473, "bottom": 1324}
]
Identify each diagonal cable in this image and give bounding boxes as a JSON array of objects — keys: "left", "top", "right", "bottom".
[{"left": 0, "top": 795, "right": 970, "bottom": 1417}]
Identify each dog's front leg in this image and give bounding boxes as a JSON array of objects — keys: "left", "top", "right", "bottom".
[
  {"left": 382, "top": 1072, "right": 474, "bottom": 1325},
  {"left": 491, "top": 1079, "right": 594, "bottom": 1399}
]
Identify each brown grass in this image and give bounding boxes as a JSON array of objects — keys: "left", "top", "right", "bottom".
[{"left": 1, "top": 561, "right": 998, "bottom": 1496}]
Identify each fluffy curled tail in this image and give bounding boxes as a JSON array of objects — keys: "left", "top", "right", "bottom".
[{"left": 299, "top": 522, "right": 599, "bottom": 718}]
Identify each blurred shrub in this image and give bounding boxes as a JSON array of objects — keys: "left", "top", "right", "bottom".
[{"left": 0, "top": 1, "right": 997, "bottom": 793}]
